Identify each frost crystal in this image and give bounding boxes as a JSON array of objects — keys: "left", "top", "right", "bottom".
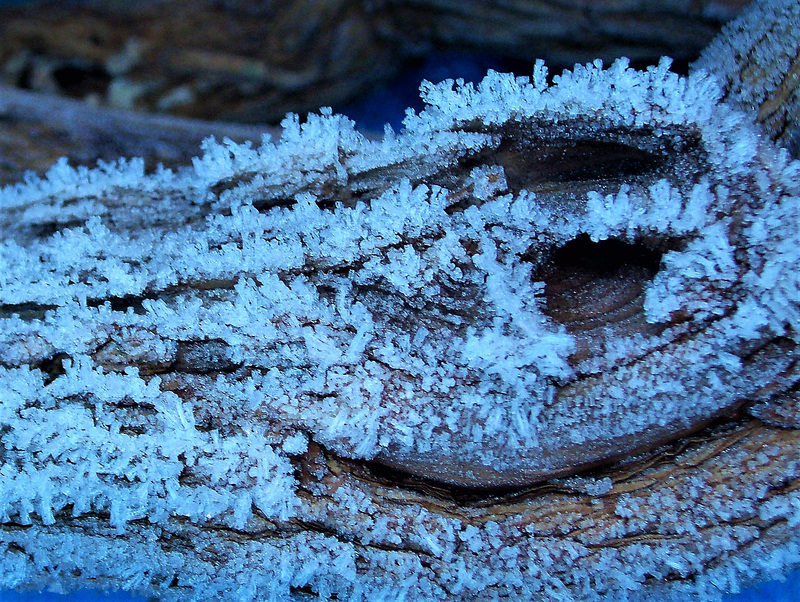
[
  {"left": 1, "top": 42, "right": 800, "bottom": 602},
  {"left": 694, "top": 0, "right": 800, "bottom": 155}
]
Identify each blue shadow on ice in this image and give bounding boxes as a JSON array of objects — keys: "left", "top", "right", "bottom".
[{"left": 1, "top": 568, "right": 798, "bottom": 602}]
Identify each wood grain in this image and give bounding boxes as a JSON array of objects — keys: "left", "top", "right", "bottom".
[{"left": 0, "top": 84, "right": 276, "bottom": 185}]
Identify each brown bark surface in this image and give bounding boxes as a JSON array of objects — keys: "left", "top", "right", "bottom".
[
  {"left": 6, "top": 417, "right": 800, "bottom": 600},
  {"left": 694, "top": 0, "right": 800, "bottom": 154},
  {"left": 388, "top": 0, "right": 750, "bottom": 67}
]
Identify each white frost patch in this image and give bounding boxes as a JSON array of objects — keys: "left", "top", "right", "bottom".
[{"left": 1, "top": 27, "right": 800, "bottom": 601}]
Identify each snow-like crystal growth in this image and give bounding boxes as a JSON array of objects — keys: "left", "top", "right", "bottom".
[
  {"left": 1, "top": 37, "right": 800, "bottom": 602},
  {"left": 694, "top": 0, "right": 800, "bottom": 155}
]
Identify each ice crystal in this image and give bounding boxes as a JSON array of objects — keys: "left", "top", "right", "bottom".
[
  {"left": 1, "top": 32, "right": 800, "bottom": 602},
  {"left": 694, "top": 0, "right": 800, "bottom": 156}
]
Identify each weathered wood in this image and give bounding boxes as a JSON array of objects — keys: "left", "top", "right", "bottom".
[
  {"left": 0, "top": 84, "right": 276, "bottom": 185},
  {"left": 387, "top": 0, "right": 749, "bottom": 67},
  {"left": 0, "top": 0, "right": 746, "bottom": 123},
  {"left": 693, "top": 0, "right": 800, "bottom": 155},
  {"left": 1, "top": 1, "right": 800, "bottom": 601},
  {"left": 4, "top": 418, "right": 800, "bottom": 600}
]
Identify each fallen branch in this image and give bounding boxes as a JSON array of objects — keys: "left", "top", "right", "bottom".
[
  {"left": 0, "top": 84, "right": 275, "bottom": 186},
  {"left": 1, "top": 0, "right": 799, "bottom": 600}
]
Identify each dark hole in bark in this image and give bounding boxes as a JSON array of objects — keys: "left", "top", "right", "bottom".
[
  {"left": 541, "top": 234, "right": 664, "bottom": 327},
  {"left": 0, "top": 301, "right": 58, "bottom": 321},
  {"left": 39, "top": 352, "right": 73, "bottom": 385},
  {"left": 87, "top": 293, "right": 147, "bottom": 315},
  {"left": 539, "top": 235, "right": 667, "bottom": 361},
  {"left": 118, "top": 425, "right": 147, "bottom": 436},
  {"left": 290, "top": 584, "right": 335, "bottom": 600},
  {"left": 497, "top": 138, "right": 665, "bottom": 192},
  {"left": 252, "top": 197, "right": 297, "bottom": 212},
  {"left": 549, "top": 234, "right": 664, "bottom": 275},
  {"left": 52, "top": 64, "right": 112, "bottom": 98},
  {"left": 26, "top": 219, "right": 89, "bottom": 240}
]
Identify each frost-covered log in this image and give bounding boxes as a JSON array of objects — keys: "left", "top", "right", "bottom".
[
  {"left": 2, "top": 0, "right": 800, "bottom": 601},
  {"left": 0, "top": 0, "right": 745, "bottom": 123}
]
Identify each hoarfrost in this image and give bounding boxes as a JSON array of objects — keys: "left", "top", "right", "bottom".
[{"left": 1, "top": 26, "right": 800, "bottom": 602}]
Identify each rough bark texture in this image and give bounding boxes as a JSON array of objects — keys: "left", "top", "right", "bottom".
[
  {"left": 0, "top": 0, "right": 401, "bottom": 124},
  {"left": 1, "top": 1, "right": 800, "bottom": 601},
  {"left": 387, "top": 0, "right": 750, "bottom": 68},
  {"left": 5, "top": 419, "right": 800, "bottom": 601},
  {"left": 0, "top": 0, "right": 747, "bottom": 124}
]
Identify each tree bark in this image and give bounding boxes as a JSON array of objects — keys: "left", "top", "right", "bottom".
[
  {"left": 387, "top": 0, "right": 749, "bottom": 68},
  {"left": 1, "top": 1, "right": 800, "bottom": 601},
  {"left": 693, "top": 0, "right": 800, "bottom": 155}
]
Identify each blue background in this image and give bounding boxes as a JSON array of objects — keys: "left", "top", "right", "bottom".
[{"left": 0, "top": 570, "right": 798, "bottom": 601}]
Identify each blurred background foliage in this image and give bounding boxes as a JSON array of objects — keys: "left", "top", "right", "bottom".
[{"left": 0, "top": 0, "right": 749, "bottom": 128}]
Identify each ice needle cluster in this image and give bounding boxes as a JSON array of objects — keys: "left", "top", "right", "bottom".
[{"left": 1, "top": 32, "right": 800, "bottom": 602}]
